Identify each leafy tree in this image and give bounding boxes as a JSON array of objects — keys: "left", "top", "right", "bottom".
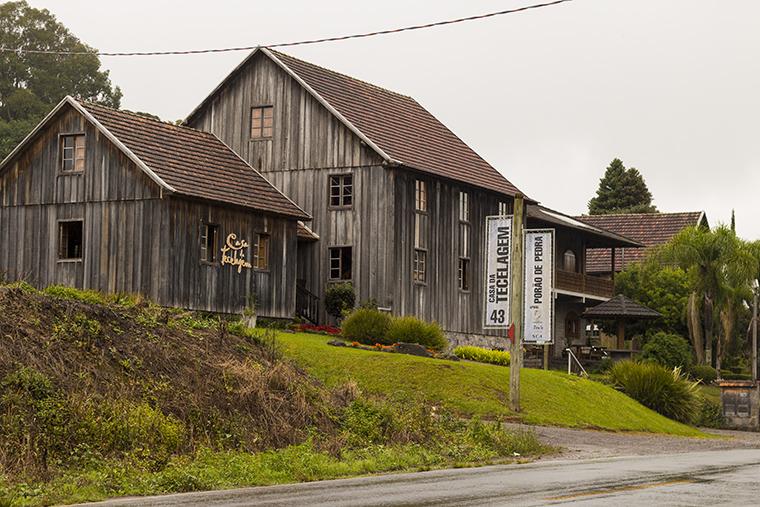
[
  {"left": 0, "top": 1, "right": 121, "bottom": 159},
  {"left": 613, "top": 257, "right": 690, "bottom": 340},
  {"left": 588, "top": 158, "right": 658, "bottom": 215},
  {"left": 641, "top": 331, "right": 693, "bottom": 370},
  {"left": 661, "top": 226, "right": 755, "bottom": 367}
]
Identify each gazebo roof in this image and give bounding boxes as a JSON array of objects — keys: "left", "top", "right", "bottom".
[{"left": 582, "top": 294, "right": 662, "bottom": 320}]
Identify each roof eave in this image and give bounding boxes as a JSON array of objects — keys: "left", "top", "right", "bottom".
[
  {"left": 210, "top": 132, "right": 312, "bottom": 221},
  {"left": 261, "top": 48, "right": 396, "bottom": 165}
]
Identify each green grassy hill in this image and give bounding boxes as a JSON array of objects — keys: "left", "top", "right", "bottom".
[{"left": 279, "top": 333, "right": 703, "bottom": 437}]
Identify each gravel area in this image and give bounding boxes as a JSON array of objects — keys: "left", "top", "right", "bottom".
[{"left": 504, "top": 423, "right": 760, "bottom": 460}]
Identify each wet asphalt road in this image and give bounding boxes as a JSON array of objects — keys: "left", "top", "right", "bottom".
[{"left": 81, "top": 449, "right": 760, "bottom": 506}]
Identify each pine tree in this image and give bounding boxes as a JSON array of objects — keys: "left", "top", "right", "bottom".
[{"left": 588, "top": 158, "right": 658, "bottom": 215}]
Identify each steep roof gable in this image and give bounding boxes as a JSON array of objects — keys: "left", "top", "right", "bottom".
[
  {"left": 0, "top": 97, "right": 309, "bottom": 220},
  {"left": 186, "top": 48, "right": 524, "bottom": 198}
]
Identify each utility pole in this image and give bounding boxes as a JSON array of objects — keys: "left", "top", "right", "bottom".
[
  {"left": 509, "top": 194, "right": 525, "bottom": 412},
  {"left": 753, "top": 280, "right": 758, "bottom": 383}
]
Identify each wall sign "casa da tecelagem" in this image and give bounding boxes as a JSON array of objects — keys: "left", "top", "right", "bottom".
[
  {"left": 221, "top": 233, "right": 253, "bottom": 273},
  {"left": 483, "top": 215, "right": 555, "bottom": 344}
]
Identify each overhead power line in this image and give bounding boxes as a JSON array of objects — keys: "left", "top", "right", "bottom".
[{"left": 0, "top": 0, "right": 573, "bottom": 57}]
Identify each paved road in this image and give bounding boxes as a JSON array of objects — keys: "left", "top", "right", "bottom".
[
  {"left": 83, "top": 449, "right": 760, "bottom": 506},
  {"left": 504, "top": 423, "right": 760, "bottom": 459}
]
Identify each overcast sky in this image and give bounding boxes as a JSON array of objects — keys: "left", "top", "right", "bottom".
[{"left": 26, "top": 0, "right": 760, "bottom": 239}]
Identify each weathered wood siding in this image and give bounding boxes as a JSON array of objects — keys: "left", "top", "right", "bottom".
[
  {"left": 188, "top": 50, "right": 520, "bottom": 336},
  {"left": 0, "top": 103, "right": 298, "bottom": 318},
  {"left": 0, "top": 105, "right": 163, "bottom": 296},
  {"left": 161, "top": 198, "right": 297, "bottom": 317},
  {"left": 268, "top": 165, "right": 394, "bottom": 320},
  {"left": 188, "top": 52, "right": 383, "bottom": 173},
  {"left": 188, "top": 51, "right": 388, "bottom": 321},
  {"left": 391, "top": 169, "right": 510, "bottom": 336}
]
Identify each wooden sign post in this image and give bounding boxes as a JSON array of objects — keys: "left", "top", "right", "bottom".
[{"left": 509, "top": 194, "right": 525, "bottom": 413}]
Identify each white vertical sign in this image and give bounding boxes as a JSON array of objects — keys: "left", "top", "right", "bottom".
[
  {"left": 523, "top": 229, "right": 554, "bottom": 344},
  {"left": 483, "top": 215, "right": 512, "bottom": 329}
]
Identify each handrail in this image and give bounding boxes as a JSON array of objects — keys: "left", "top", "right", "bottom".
[
  {"left": 564, "top": 348, "right": 589, "bottom": 377},
  {"left": 296, "top": 284, "right": 320, "bottom": 324}
]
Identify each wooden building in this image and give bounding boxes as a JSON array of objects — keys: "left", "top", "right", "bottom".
[
  {"left": 0, "top": 96, "right": 309, "bottom": 318},
  {"left": 526, "top": 205, "right": 641, "bottom": 357},
  {"left": 185, "top": 47, "right": 531, "bottom": 344},
  {"left": 578, "top": 211, "right": 709, "bottom": 277}
]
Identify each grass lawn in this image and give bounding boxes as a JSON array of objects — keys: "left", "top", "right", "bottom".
[{"left": 279, "top": 333, "right": 703, "bottom": 437}]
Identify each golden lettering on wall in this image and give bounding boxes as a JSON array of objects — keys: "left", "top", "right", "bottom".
[{"left": 221, "top": 233, "right": 253, "bottom": 273}]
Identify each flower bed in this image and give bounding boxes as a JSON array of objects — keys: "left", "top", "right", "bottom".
[{"left": 294, "top": 323, "right": 341, "bottom": 335}]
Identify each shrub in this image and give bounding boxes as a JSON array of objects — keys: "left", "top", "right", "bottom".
[
  {"left": 340, "top": 399, "right": 396, "bottom": 448},
  {"left": 608, "top": 360, "right": 700, "bottom": 423},
  {"left": 454, "top": 346, "right": 510, "bottom": 366},
  {"left": 324, "top": 283, "right": 355, "bottom": 321},
  {"left": 386, "top": 316, "right": 448, "bottom": 351},
  {"left": 640, "top": 332, "right": 693, "bottom": 370},
  {"left": 721, "top": 371, "right": 752, "bottom": 381},
  {"left": 693, "top": 396, "right": 724, "bottom": 429},
  {"left": 690, "top": 365, "right": 718, "bottom": 384},
  {"left": 341, "top": 308, "right": 392, "bottom": 345},
  {"left": 43, "top": 285, "right": 108, "bottom": 305}
]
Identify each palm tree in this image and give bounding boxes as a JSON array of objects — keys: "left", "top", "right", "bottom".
[{"left": 663, "top": 226, "right": 754, "bottom": 367}]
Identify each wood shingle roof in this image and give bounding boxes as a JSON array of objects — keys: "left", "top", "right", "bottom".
[{"left": 577, "top": 211, "right": 707, "bottom": 273}]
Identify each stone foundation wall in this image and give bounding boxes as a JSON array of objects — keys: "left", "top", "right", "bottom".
[{"left": 444, "top": 330, "right": 507, "bottom": 351}]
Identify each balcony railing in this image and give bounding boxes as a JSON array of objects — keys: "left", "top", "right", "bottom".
[{"left": 555, "top": 270, "right": 613, "bottom": 299}]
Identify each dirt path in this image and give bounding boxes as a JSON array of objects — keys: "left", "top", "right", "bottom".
[{"left": 504, "top": 423, "right": 760, "bottom": 460}]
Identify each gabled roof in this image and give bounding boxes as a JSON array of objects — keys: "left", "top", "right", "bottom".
[
  {"left": 527, "top": 205, "right": 642, "bottom": 249},
  {"left": 577, "top": 211, "right": 707, "bottom": 273},
  {"left": 186, "top": 47, "right": 525, "bottom": 198},
  {"left": 296, "top": 221, "right": 319, "bottom": 241},
  {"left": 583, "top": 294, "right": 662, "bottom": 320},
  {"left": 0, "top": 97, "right": 309, "bottom": 220}
]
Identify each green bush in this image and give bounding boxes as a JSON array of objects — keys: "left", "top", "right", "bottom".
[
  {"left": 690, "top": 365, "right": 718, "bottom": 384},
  {"left": 43, "top": 285, "right": 108, "bottom": 305},
  {"left": 721, "top": 371, "right": 752, "bottom": 381},
  {"left": 324, "top": 283, "right": 355, "bottom": 321},
  {"left": 340, "top": 399, "right": 397, "bottom": 448},
  {"left": 640, "top": 332, "right": 693, "bottom": 370},
  {"left": 341, "top": 308, "right": 392, "bottom": 345},
  {"left": 608, "top": 360, "right": 699, "bottom": 423},
  {"left": 454, "top": 346, "right": 510, "bottom": 366},
  {"left": 386, "top": 316, "right": 448, "bottom": 351},
  {"left": 693, "top": 396, "right": 724, "bottom": 429}
]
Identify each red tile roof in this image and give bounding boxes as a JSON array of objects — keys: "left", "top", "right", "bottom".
[
  {"left": 188, "top": 48, "right": 524, "bottom": 198},
  {"left": 577, "top": 212, "right": 707, "bottom": 273},
  {"left": 80, "top": 101, "right": 309, "bottom": 219}
]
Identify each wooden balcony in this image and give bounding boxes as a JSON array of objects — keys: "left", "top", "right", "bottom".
[{"left": 555, "top": 270, "right": 614, "bottom": 299}]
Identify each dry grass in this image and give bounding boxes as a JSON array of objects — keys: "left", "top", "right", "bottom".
[{"left": 0, "top": 285, "right": 336, "bottom": 474}]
